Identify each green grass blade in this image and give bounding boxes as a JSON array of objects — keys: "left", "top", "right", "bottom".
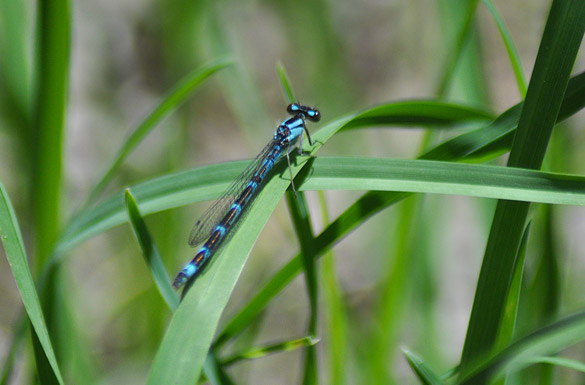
[
  {"left": 277, "top": 62, "right": 296, "bottom": 103},
  {"left": 481, "top": 0, "right": 527, "bottom": 96},
  {"left": 341, "top": 101, "right": 493, "bottom": 129},
  {"left": 402, "top": 347, "right": 445, "bottom": 385},
  {"left": 203, "top": 352, "right": 237, "bottom": 385},
  {"left": 213, "top": 253, "right": 303, "bottom": 348},
  {"left": 529, "top": 206, "right": 561, "bottom": 323},
  {"left": 32, "top": 0, "right": 70, "bottom": 267},
  {"left": 492, "top": 222, "right": 531, "bottom": 385},
  {"left": 124, "top": 189, "right": 179, "bottom": 311},
  {"left": 0, "top": 0, "right": 32, "bottom": 122},
  {"left": 436, "top": 0, "right": 480, "bottom": 96},
  {"left": 424, "top": 70, "right": 585, "bottom": 162},
  {"left": 85, "top": 56, "right": 233, "bottom": 205},
  {"left": 524, "top": 356, "right": 585, "bottom": 373},
  {"left": 205, "top": 12, "right": 273, "bottom": 139},
  {"left": 285, "top": 190, "right": 319, "bottom": 384},
  {"left": 220, "top": 336, "right": 318, "bottom": 366},
  {"left": 461, "top": 312, "right": 585, "bottom": 384},
  {"left": 300, "top": 157, "right": 585, "bottom": 205},
  {"left": 0, "top": 181, "right": 64, "bottom": 384},
  {"left": 55, "top": 155, "right": 585, "bottom": 263},
  {"left": 318, "top": 190, "right": 348, "bottom": 385},
  {"left": 56, "top": 160, "right": 249, "bottom": 257},
  {"left": 146, "top": 156, "right": 313, "bottom": 384},
  {"left": 459, "top": 0, "right": 585, "bottom": 377}
]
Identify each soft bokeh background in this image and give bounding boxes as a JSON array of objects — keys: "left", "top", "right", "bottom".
[{"left": 1, "top": 0, "right": 585, "bottom": 384}]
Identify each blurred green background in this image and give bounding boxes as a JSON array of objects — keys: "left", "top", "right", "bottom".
[{"left": 1, "top": 0, "right": 585, "bottom": 384}]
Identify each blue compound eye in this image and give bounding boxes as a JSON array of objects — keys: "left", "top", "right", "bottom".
[
  {"left": 306, "top": 108, "right": 321, "bottom": 122},
  {"left": 287, "top": 103, "right": 300, "bottom": 115}
]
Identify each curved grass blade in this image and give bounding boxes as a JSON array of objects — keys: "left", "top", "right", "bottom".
[
  {"left": 481, "top": 0, "right": 527, "bottom": 96},
  {"left": 85, "top": 56, "right": 233, "bottom": 206},
  {"left": 56, "top": 151, "right": 585, "bottom": 264},
  {"left": 523, "top": 356, "right": 585, "bottom": 373},
  {"left": 55, "top": 160, "right": 246, "bottom": 258},
  {"left": 402, "top": 347, "right": 445, "bottom": 385},
  {"left": 0, "top": 181, "right": 64, "bottom": 384},
  {"left": 460, "top": 311, "right": 585, "bottom": 384},
  {"left": 124, "top": 189, "right": 179, "bottom": 311},
  {"left": 341, "top": 101, "right": 492, "bottom": 130},
  {"left": 277, "top": 62, "right": 296, "bottom": 104},
  {"left": 299, "top": 157, "right": 585, "bottom": 205},
  {"left": 220, "top": 336, "right": 318, "bottom": 366}
]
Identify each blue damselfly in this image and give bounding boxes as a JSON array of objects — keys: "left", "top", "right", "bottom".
[{"left": 173, "top": 103, "right": 321, "bottom": 289}]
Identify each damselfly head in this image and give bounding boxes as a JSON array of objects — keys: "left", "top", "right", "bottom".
[{"left": 287, "top": 103, "right": 321, "bottom": 122}]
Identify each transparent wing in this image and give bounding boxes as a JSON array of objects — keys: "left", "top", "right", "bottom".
[{"left": 188, "top": 138, "right": 281, "bottom": 246}]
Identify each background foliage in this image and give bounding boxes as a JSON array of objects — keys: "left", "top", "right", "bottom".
[{"left": 1, "top": 0, "right": 585, "bottom": 384}]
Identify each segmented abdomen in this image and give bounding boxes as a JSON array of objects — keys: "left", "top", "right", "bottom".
[{"left": 172, "top": 144, "right": 284, "bottom": 288}]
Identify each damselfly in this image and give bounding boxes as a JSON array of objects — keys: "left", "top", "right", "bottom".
[{"left": 173, "top": 103, "right": 321, "bottom": 289}]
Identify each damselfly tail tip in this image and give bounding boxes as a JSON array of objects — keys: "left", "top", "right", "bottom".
[{"left": 172, "top": 272, "right": 188, "bottom": 290}]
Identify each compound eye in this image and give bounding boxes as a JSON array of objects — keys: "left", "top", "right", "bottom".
[
  {"left": 287, "top": 103, "right": 299, "bottom": 115},
  {"left": 307, "top": 109, "right": 321, "bottom": 122}
]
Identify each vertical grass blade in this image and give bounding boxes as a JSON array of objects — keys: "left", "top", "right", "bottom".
[
  {"left": 0, "top": 181, "right": 64, "bottom": 384},
  {"left": 491, "top": 222, "right": 531, "bottom": 385},
  {"left": 459, "top": 0, "right": 585, "bottom": 378},
  {"left": 318, "top": 191, "right": 348, "bottom": 385},
  {"left": 277, "top": 62, "right": 296, "bottom": 104},
  {"left": 32, "top": 0, "right": 70, "bottom": 268},
  {"left": 0, "top": 0, "right": 32, "bottom": 124},
  {"left": 436, "top": 0, "right": 480, "bottom": 97},
  {"left": 286, "top": 190, "right": 319, "bottom": 385},
  {"left": 461, "top": 312, "right": 585, "bottom": 384}
]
